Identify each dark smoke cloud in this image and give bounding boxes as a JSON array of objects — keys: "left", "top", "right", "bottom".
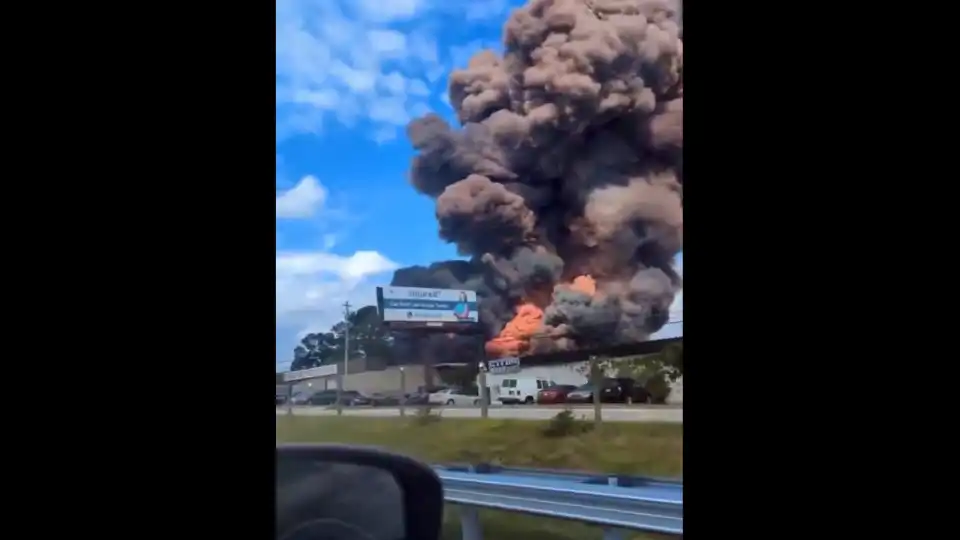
[{"left": 392, "top": 0, "right": 683, "bottom": 356}]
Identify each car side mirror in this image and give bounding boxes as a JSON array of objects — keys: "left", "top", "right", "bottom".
[{"left": 276, "top": 444, "right": 443, "bottom": 540}]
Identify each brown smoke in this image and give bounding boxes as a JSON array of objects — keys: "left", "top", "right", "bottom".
[{"left": 392, "top": 0, "right": 683, "bottom": 358}]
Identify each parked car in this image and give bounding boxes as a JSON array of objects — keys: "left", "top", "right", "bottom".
[
  {"left": 498, "top": 377, "right": 556, "bottom": 405},
  {"left": 288, "top": 391, "right": 314, "bottom": 405},
  {"left": 368, "top": 393, "right": 400, "bottom": 407},
  {"left": 404, "top": 385, "right": 448, "bottom": 406},
  {"left": 428, "top": 386, "right": 481, "bottom": 406},
  {"left": 300, "top": 390, "right": 337, "bottom": 405},
  {"left": 565, "top": 378, "right": 654, "bottom": 404},
  {"left": 402, "top": 392, "right": 430, "bottom": 405},
  {"left": 291, "top": 389, "right": 365, "bottom": 406},
  {"left": 536, "top": 384, "right": 578, "bottom": 405},
  {"left": 345, "top": 391, "right": 372, "bottom": 406}
]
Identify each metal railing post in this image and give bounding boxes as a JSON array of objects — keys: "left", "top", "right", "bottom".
[
  {"left": 602, "top": 530, "right": 625, "bottom": 540},
  {"left": 459, "top": 506, "right": 483, "bottom": 540},
  {"left": 601, "top": 476, "right": 624, "bottom": 540}
]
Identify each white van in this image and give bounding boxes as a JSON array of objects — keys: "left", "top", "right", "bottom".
[{"left": 497, "top": 377, "right": 555, "bottom": 405}]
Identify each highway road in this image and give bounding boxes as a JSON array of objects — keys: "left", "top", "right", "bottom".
[{"left": 276, "top": 405, "right": 682, "bottom": 423}]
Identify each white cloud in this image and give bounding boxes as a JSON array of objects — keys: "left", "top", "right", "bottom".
[
  {"left": 276, "top": 249, "right": 400, "bottom": 359},
  {"left": 355, "top": 0, "right": 432, "bottom": 22},
  {"left": 277, "top": 250, "right": 398, "bottom": 280},
  {"left": 275, "top": 168, "right": 400, "bottom": 362},
  {"left": 464, "top": 0, "right": 511, "bottom": 21},
  {"left": 276, "top": 175, "right": 328, "bottom": 219},
  {"left": 448, "top": 39, "right": 503, "bottom": 70},
  {"left": 372, "top": 127, "right": 399, "bottom": 145},
  {"left": 367, "top": 29, "right": 408, "bottom": 56},
  {"left": 368, "top": 97, "right": 413, "bottom": 126},
  {"left": 276, "top": 0, "right": 444, "bottom": 142},
  {"left": 406, "top": 79, "right": 431, "bottom": 97},
  {"left": 322, "top": 234, "right": 338, "bottom": 250}
]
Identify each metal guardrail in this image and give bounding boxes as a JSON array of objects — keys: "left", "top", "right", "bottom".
[{"left": 432, "top": 464, "right": 683, "bottom": 540}]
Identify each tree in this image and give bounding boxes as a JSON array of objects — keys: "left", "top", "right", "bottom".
[
  {"left": 335, "top": 305, "right": 394, "bottom": 363},
  {"left": 658, "top": 341, "right": 683, "bottom": 381},
  {"left": 575, "top": 340, "right": 683, "bottom": 403},
  {"left": 598, "top": 341, "right": 683, "bottom": 382},
  {"left": 288, "top": 305, "right": 395, "bottom": 371},
  {"left": 289, "top": 331, "right": 338, "bottom": 371}
]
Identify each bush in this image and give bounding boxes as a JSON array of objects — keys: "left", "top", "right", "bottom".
[
  {"left": 541, "top": 409, "right": 593, "bottom": 438},
  {"left": 412, "top": 405, "right": 443, "bottom": 426},
  {"left": 643, "top": 374, "right": 672, "bottom": 404}
]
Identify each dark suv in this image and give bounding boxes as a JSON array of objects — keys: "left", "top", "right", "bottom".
[
  {"left": 302, "top": 390, "right": 338, "bottom": 405},
  {"left": 565, "top": 377, "right": 658, "bottom": 404},
  {"left": 302, "top": 390, "right": 369, "bottom": 406}
]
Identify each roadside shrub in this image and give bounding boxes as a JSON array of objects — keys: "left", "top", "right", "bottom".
[
  {"left": 542, "top": 409, "right": 592, "bottom": 438},
  {"left": 412, "top": 405, "right": 443, "bottom": 426},
  {"left": 643, "top": 374, "right": 672, "bottom": 404}
]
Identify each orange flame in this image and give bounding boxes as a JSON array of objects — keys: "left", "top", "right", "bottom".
[
  {"left": 484, "top": 275, "right": 597, "bottom": 358},
  {"left": 569, "top": 275, "right": 597, "bottom": 296},
  {"left": 484, "top": 303, "right": 543, "bottom": 357}
]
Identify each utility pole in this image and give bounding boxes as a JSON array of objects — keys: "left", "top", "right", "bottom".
[
  {"left": 590, "top": 355, "right": 603, "bottom": 426},
  {"left": 476, "top": 338, "right": 489, "bottom": 419},
  {"left": 399, "top": 366, "right": 406, "bottom": 418},
  {"left": 478, "top": 360, "right": 489, "bottom": 419},
  {"left": 343, "top": 301, "right": 351, "bottom": 378},
  {"left": 336, "top": 301, "right": 352, "bottom": 416}
]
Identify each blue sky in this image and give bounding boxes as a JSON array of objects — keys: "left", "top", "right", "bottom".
[{"left": 275, "top": 0, "right": 682, "bottom": 370}]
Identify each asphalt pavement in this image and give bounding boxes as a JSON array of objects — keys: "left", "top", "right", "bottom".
[{"left": 276, "top": 405, "right": 682, "bottom": 423}]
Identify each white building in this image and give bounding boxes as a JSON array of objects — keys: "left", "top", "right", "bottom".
[{"left": 480, "top": 302, "right": 684, "bottom": 403}]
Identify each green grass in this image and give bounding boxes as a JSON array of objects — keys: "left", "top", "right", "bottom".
[{"left": 277, "top": 414, "right": 682, "bottom": 540}]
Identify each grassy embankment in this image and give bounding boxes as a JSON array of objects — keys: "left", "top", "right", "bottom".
[{"left": 277, "top": 413, "right": 682, "bottom": 540}]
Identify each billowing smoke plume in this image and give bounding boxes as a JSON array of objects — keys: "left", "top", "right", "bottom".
[{"left": 391, "top": 0, "right": 683, "bottom": 359}]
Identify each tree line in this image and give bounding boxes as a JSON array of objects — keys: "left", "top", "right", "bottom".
[
  {"left": 281, "top": 303, "right": 684, "bottom": 391},
  {"left": 289, "top": 305, "right": 393, "bottom": 372}
]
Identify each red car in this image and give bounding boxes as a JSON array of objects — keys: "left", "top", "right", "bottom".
[{"left": 536, "top": 384, "right": 579, "bottom": 405}]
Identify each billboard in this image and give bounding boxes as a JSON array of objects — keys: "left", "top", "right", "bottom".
[{"left": 377, "top": 286, "right": 480, "bottom": 330}]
